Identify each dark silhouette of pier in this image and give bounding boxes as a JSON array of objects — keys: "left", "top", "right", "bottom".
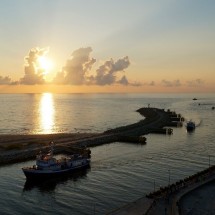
[{"left": 0, "top": 107, "right": 183, "bottom": 166}]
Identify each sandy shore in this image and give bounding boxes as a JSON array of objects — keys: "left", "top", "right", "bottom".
[{"left": 0, "top": 107, "right": 177, "bottom": 166}]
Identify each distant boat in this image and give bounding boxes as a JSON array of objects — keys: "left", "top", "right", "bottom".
[
  {"left": 22, "top": 142, "right": 91, "bottom": 180},
  {"left": 186, "top": 121, "right": 196, "bottom": 131},
  {"left": 193, "top": 98, "right": 197, "bottom": 101}
]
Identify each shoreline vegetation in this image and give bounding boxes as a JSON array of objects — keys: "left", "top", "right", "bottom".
[{"left": 0, "top": 107, "right": 181, "bottom": 166}]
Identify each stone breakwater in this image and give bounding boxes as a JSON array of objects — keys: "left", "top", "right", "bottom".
[{"left": 0, "top": 107, "right": 182, "bottom": 166}]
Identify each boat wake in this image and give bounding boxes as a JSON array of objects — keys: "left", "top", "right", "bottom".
[
  {"left": 184, "top": 118, "right": 201, "bottom": 128},
  {"left": 195, "top": 119, "right": 202, "bottom": 127}
]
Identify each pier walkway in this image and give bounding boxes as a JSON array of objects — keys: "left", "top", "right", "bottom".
[
  {"left": 147, "top": 170, "right": 215, "bottom": 215},
  {"left": 0, "top": 107, "right": 181, "bottom": 166},
  {"left": 107, "top": 197, "right": 153, "bottom": 215},
  {"left": 109, "top": 165, "right": 215, "bottom": 215}
]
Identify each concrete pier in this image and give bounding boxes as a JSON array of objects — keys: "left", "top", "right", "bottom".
[
  {"left": 0, "top": 107, "right": 182, "bottom": 166},
  {"left": 109, "top": 165, "right": 215, "bottom": 215}
]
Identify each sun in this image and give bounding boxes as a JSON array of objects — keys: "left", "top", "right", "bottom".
[{"left": 37, "top": 56, "right": 53, "bottom": 75}]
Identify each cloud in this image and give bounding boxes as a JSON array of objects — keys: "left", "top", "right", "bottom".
[
  {"left": 161, "top": 79, "right": 205, "bottom": 88},
  {"left": 130, "top": 81, "right": 143, "bottom": 86},
  {"left": 52, "top": 71, "right": 66, "bottom": 85},
  {"left": 149, "top": 81, "right": 155, "bottom": 86},
  {"left": 131, "top": 81, "right": 155, "bottom": 87},
  {"left": 162, "top": 79, "right": 181, "bottom": 87},
  {"left": 53, "top": 48, "right": 131, "bottom": 86},
  {"left": 92, "top": 56, "right": 130, "bottom": 85},
  {"left": 186, "top": 79, "right": 204, "bottom": 87},
  {"left": 0, "top": 76, "right": 12, "bottom": 85},
  {"left": 118, "top": 75, "right": 129, "bottom": 85},
  {"left": 53, "top": 47, "right": 96, "bottom": 85},
  {"left": 0, "top": 76, "right": 18, "bottom": 85},
  {"left": 20, "top": 47, "right": 49, "bottom": 85}
]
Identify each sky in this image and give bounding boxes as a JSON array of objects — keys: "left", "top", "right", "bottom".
[{"left": 0, "top": 0, "right": 215, "bottom": 93}]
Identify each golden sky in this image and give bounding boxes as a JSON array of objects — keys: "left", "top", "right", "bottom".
[{"left": 0, "top": 1, "right": 215, "bottom": 93}]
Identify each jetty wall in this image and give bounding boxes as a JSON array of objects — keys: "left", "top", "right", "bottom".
[{"left": 0, "top": 107, "right": 183, "bottom": 166}]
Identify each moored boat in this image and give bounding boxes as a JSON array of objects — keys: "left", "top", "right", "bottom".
[
  {"left": 22, "top": 142, "right": 91, "bottom": 180},
  {"left": 186, "top": 121, "right": 196, "bottom": 131}
]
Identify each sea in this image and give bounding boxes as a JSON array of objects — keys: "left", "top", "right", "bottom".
[{"left": 0, "top": 93, "right": 215, "bottom": 215}]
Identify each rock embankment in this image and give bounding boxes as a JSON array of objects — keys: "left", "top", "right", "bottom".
[{"left": 0, "top": 107, "right": 181, "bottom": 166}]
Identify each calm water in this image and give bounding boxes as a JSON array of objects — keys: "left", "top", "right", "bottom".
[{"left": 0, "top": 93, "right": 215, "bottom": 214}]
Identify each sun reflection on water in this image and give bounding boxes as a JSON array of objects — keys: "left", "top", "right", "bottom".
[{"left": 39, "top": 93, "right": 55, "bottom": 133}]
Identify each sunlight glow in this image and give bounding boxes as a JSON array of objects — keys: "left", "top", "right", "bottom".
[
  {"left": 39, "top": 93, "right": 55, "bottom": 133},
  {"left": 37, "top": 56, "right": 53, "bottom": 75}
]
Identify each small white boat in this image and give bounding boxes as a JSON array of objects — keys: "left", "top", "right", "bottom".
[
  {"left": 186, "top": 121, "right": 196, "bottom": 131},
  {"left": 22, "top": 143, "right": 91, "bottom": 180}
]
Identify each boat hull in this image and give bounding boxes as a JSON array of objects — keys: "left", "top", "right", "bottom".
[
  {"left": 22, "top": 162, "right": 90, "bottom": 181},
  {"left": 186, "top": 121, "right": 195, "bottom": 132},
  {"left": 186, "top": 124, "right": 195, "bottom": 131},
  {"left": 186, "top": 127, "right": 195, "bottom": 131}
]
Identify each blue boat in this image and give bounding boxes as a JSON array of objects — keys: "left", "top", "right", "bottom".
[{"left": 186, "top": 121, "right": 196, "bottom": 131}]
